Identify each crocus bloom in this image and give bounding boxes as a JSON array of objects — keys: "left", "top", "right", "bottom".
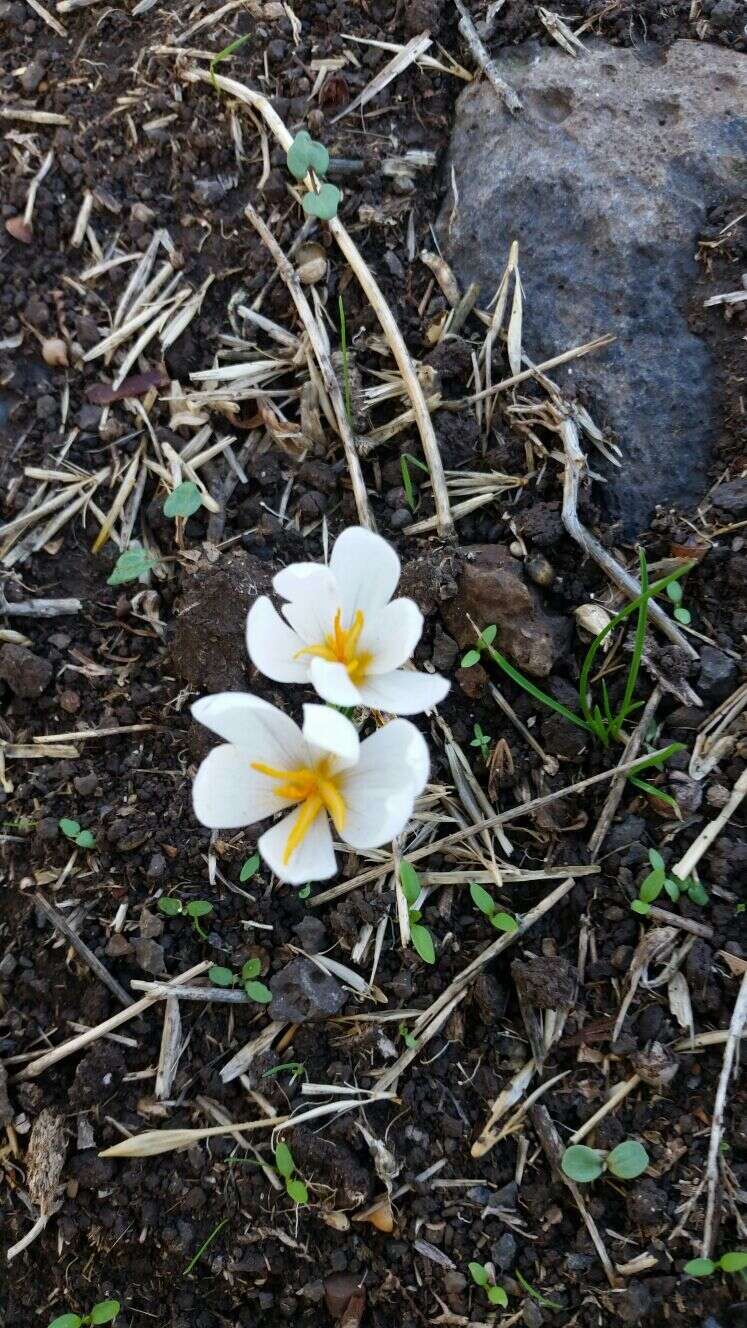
[
  {"left": 191, "top": 692, "right": 429, "bottom": 884},
  {"left": 246, "top": 526, "right": 449, "bottom": 715}
]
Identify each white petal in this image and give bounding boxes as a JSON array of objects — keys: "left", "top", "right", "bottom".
[
  {"left": 357, "top": 668, "right": 450, "bottom": 715},
  {"left": 191, "top": 692, "right": 307, "bottom": 769},
  {"left": 359, "top": 598, "right": 424, "bottom": 674},
  {"left": 259, "top": 805, "right": 337, "bottom": 885},
  {"left": 309, "top": 657, "right": 362, "bottom": 707},
  {"left": 302, "top": 704, "right": 360, "bottom": 768},
  {"left": 339, "top": 772, "right": 416, "bottom": 850},
  {"left": 246, "top": 597, "right": 308, "bottom": 683},
  {"left": 275, "top": 564, "right": 339, "bottom": 645},
  {"left": 358, "top": 718, "right": 430, "bottom": 796},
  {"left": 192, "top": 744, "right": 283, "bottom": 829},
  {"left": 329, "top": 526, "right": 400, "bottom": 621}
]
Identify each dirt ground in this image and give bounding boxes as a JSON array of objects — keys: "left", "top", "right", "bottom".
[{"left": 1, "top": 2, "right": 747, "bottom": 1326}]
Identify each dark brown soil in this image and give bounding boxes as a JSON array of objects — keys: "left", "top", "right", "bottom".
[{"left": 1, "top": 3, "right": 746, "bottom": 1328}]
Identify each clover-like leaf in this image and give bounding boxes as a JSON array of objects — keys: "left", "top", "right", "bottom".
[
  {"left": 286, "top": 1176, "right": 309, "bottom": 1205},
  {"left": 185, "top": 900, "right": 213, "bottom": 919},
  {"left": 631, "top": 899, "right": 651, "bottom": 916},
  {"left": 719, "top": 1252, "right": 747, "bottom": 1273},
  {"left": 275, "top": 1142, "right": 295, "bottom": 1178},
  {"left": 487, "top": 1286, "right": 508, "bottom": 1307},
  {"left": 302, "top": 182, "right": 341, "bottom": 221},
  {"left": 470, "top": 882, "right": 495, "bottom": 916},
  {"left": 208, "top": 965, "right": 235, "bottom": 987},
  {"left": 239, "top": 853, "right": 260, "bottom": 882},
  {"left": 107, "top": 542, "right": 156, "bottom": 586},
  {"left": 75, "top": 830, "right": 96, "bottom": 850},
  {"left": 683, "top": 1258, "right": 716, "bottom": 1277},
  {"left": 667, "top": 581, "right": 683, "bottom": 604},
  {"left": 287, "top": 130, "right": 330, "bottom": 181},
  {"left": 674, "top": 606, "right": 691, "bottom": 625},
  {"left": 89, "top": 1303, "right": 120, "bottom": 1326},
  {"left": 468, "top": 1262, "right": 488, "bottom": 1287},
  {"left": 245, "top": 980, "right": 272, "bottom": 1004},
  {"left": 158, "top": 897, "right": 182, "bottom": 916},
  {"left": 49, "top": 1316, "right": 82, "bottom": 1328},
  {"left": 242, "top": 958, "right": 261, "bottom": 980},
  {"left": 59, "top": 818, "right": 81, "bottom": 840},
  {"left": 561, "top": 1144, "right": 605, "bottom": 1184},
  {"left": 399, "top": 861, "right": 421, "bottom": 907},
  {"left": 606, "top": 1140, "right": 649, "bottom": 1180},
  {"left": 410, "top": 923, "right": 435, "bottom": 965},
  {"left": 164, "top": 481, "right": 203, "bottom": 519},
  {"left": 491, "top": 911, "right": 518, "bottom": 933}
]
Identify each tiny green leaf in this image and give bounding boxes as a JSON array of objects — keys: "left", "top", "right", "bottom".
[
  {"left": 158, "top": 897, "right": 182, "bottom": 916},
  {"left": 639, "top": 867, "right": 665, "bottom": 902},
  {"left": 480, "top": 625, "right": 498, "bottom": 646},
  {"left": 59, "top": 818, "right": 81, "bottom": 839},
  {"left": 687, "top": 880, "right": 709, "bottom": 907},
  {"left": 461, "top": 649, "right": 481, "bottom": 668},
  {"left": 683, "top": 1258, "right": 716, "bottom": 1277},
  {"left": 286, "top": 1176, "right": 309, "bottom": 1205},
  {"left": 408, "top": 908, "right": 422, "bottom": 923},
  {"left": 164, "top": 481, "right": 203, "bottom": 519},
  {"left": 487, "top": 1286, "right": 508, "bottom": 1308},
  {"left": 631, "top": 899, "right": 651, "bottom": 916},
  {"left": 287, "top": 130, "right": 330, "bottom": 181},
  {"left": 674, "top": 606, "right": 691, "bottom": 625},
  {"left": 49, "top": 1317, "right": 83, "bottom": 1328},
  {"left": 561, "top": 1145, "right": 605, "bottom": 1184},
  {"left": 664, "top": 878, "right": 681, "bottom": 902},
  {"left": 410, "top": 923, "right": 435, "bottom": 965},
  {"left": 107, "top": 542, "right": 156, "bottom": 586},
  {"left": 185, "top": 900, "right": 213, "bottom": 918},
  {"left": 240, "top": 853, "right": 260, "bottom": 882},
  {"left": 666, "top": 581, "right": 683, "bottom": 604},
  {"left": 648, "top": 848, "right": 665, "bottom": 871},
  {"left": 491, "top": 912, "right": 518, "bottom": 933},
  {"left": 606, "top": 1140, "right": 649, "bottom": 1180},
  {"left": 468, "top": 1262, "right": 488, "bottom": 1287},
  {"left": 208, "top": 965, "right": 235, "bottom": 987},
  {"left": 275, "top": 1142, "right": 295, "bottom": 1178},
  {"left": 242, "top": 958, "right": 261, "bottom": 980},
  {"left": 298, "top": 884, "right": 311, "bottom": 899},
  {"left": 470, "top": 882, "right": 495, "bottom": 916},
  {"left": 245, "top": 980, "right": 272, "bottom": 1004},
  {"left": 399, "top": 861, "right": 421, "bottom": 906},
  {"left": 89, "top": 1303, "right": 120, "bottom": 1326},
  {"left": 719, "top": 1252, "right": 747, "bottom": 1273},
  {"left": 302, "top": 182, "right": 341, "bottom": 221},
  {"left": 75, "top": 829, "right": 96, "bottom": 849}
]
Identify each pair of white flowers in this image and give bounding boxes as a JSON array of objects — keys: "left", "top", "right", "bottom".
[{"left": 192, "top": 527, "right": 449, "bottom": 884}]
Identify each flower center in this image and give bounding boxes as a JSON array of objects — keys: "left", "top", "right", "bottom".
[
  {"left": 295, "top": 607, "right": 373, "bottom": 684},
  {"left": 251, "top": 755, "right": 346, "bottom": 864}
]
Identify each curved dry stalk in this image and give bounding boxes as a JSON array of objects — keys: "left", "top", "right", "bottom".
[
  {"left": 181, "top": 65, "right": 455, "bottom": 541},
  {"left": 244, "top": 202, "right": 372, "bottom": 529},
  {"left": 559, "top": 417, "right": 699, "bottom": 660},
  {"left": 702, "top": 972, "right": 747, "bottom": 1258}
]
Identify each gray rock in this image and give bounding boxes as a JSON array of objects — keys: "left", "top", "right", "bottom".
[
  {"left": 0, "top": 643, "right": 53, "bottom": 697},
  {"left": 441, "top": 41, "right": 747, "bottom": 534},
  {"left": 269, "top": 957, "right": 347, "bottom": 1022},
  {"left": 711, "top": 478, "right": 747, "bottom": 517},
  {"left": 492, "top": 1231, "right": 517, "bottom": 1270},
  {"left": 698, "top": 644, "right": 738, "bottom": 701},
  {"left": 138, "top": 907, "right": 163, "bottom": 940},
  {"left": 133, "top": 937, "right": 165, "bottom": 974},
  {"left": 292, "top": 916, "right": 327, "bottom": 954}
]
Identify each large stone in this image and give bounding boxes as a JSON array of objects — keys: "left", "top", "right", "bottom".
[
  {"left": 440, "top": 544, "right": 570, "bottom": 677},
  {"left": 441, "top": 40, "right": 747, "bottom": 534}
]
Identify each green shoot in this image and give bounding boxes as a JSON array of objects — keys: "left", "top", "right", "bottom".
[
  {"left": 470, "top": 722, "right": 492, "bottom": 761},
  {"left": 468, "top": 1262, "right": 508, "bottom": 1308},
  {"left": 684, "top": 1251, "right": 747, "bottom": 1278},
  {"left": 261, "top": 1061, "right": 307, "bottom": 1084},
  {"left": 399, "top": 860, "right": 436, "bottom": 964},
  {"left": 400, "top": 452, "right": 429, "bottom": 512},
  {"left": 667, "top": 577, "right": 692, "bottom": 626},
  {"left": 561, "top": 1140, "right": 648, "bottom": 1184},
  {"left": 164, "top": 481, "right": 203, "bottom": 519},
  {"left": 183, "top": 1217, "right": 229, "bottom": 1275},
  {"left": 158, "top": 895, "right": 214, "bottom": 939},
  {"left": 239, "top": 853, "right": 260, "bottom": 883},
  {"left": 298, "top": 883, "right": 312, "bottom": 900},
  {"left": 469, "top": 882, "right": 518, "bottom": 934},
  {"left": 209, "top": 33, "right": 251, "bottom": 91},
  {"left": 275, "top": 1141, "right": 309, "bottom": 1205},
  {"left": 59, "top": 818, "right": 95, "bottom": 850},
  {"left": 107, "top": 541, "right": 156, "bottom": 586},
  {"left": 631, "top": 848, "right": 708, "bottom": 916},
  {"left": 515, "top": 1271, "right": 563, "bottom": 1311},
  {"left": 49, "top": 1301, "right": 120, "bottom": 1328},
  {"left": 399, "top": 1021, "right": 417, "bottom": 1049},
  {"left": 208, "top": 960, "right": 271, "bottom": 1005},
  {"left": 338, "top": 296, "right": 352, "bottom": 427}
]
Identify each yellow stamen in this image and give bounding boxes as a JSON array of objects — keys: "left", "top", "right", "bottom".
[
  {"left": 251, "top": 755, "right": 347, "bottom": 864},
  {"left": 294, "top": 607, "right": 373, "bottom": 684}
]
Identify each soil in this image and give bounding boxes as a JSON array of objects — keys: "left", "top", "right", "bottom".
[{"left": 1, "top": 3, "right": 746, "bottom": 1328}]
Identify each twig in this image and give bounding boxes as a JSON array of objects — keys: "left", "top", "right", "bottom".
[
  {"left": 243, "top": 202, "right": 372, "bottom": 530},
  {"left": 130, "top": 980, "right": 251, "bottom": 1003},
  {"left": 155, "top": 997, "right": 182, "bottom": 1100},
  {"left": 452, "top": 0, "right": 522, "bottom": 112},
  {"left": 588, "top": 687, "right": 661, "bottom": 857},
  {"left": 181, "top": 66, "right": 455, "bottom": 541},
  {"left": 702, "top": 972, "right": 747, "bottom": 1258},
  {"left": 646, "top": 907, "right": 713, "bottom": 940},
  {"left": 34, "top": 892, "right": 133, "bottom": 1008},
  {"left": 331, "top": 31, "right": 432, "bottom": 123},
  {"left": 673, "top": 767, "right": 747, "bottom": 883},
  {"left": 310, "top": 745, "right": 678, "bottom": 907},
  {"left": 559, "top": 417, "right": 699, "bottom": 659},
  {"left": 0, "top": 592, "right": 81, "bottom": 617},
  {"left": 17, "top": 961, "right": 211, "bottom": 1079},
  {"left": 531, "top": 1104, "right": 618, "bottom": 1287},
  {"left": 33, "top": 723, "right": 155, "bottom": 744},
  {"left": 459, "top": 333, "right": 615, "bottom": 405},
  {"left": 568, "top": 1075, "right": 641, "bottom": 1145}
]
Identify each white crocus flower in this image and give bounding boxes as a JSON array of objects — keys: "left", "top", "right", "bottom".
[
  {"left": 191, "top": 692, "right": 429, "bottom": 885},
  {"left": 246, "top": 526, "right": 449, "bottom": 715}
]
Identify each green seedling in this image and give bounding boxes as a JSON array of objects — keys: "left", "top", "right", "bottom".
[
  {"left": 461, "top": 623, "right": 496, "bottom": 669},
  {"left": 631, "top": 848, "right": 708, "bottom": 916},
  {"left": 303, "top": 182, "right": 342, "bottom": 221},
  {"left": 158, "top": 895, "right": 214, "bottom": 939},
  {"left": 261, "top": 1061, "right": 307, "bottom": 1085},
  {"left": 209, "top": 959, "right": 271, "bottom": 1005},
  {"left": 470, "top": 723, "right": 492, "bottom": 761},
  {"left": 239, "top": 853, "right": 260, "bottom": 883},
  {"left": 49, "top": 1301, "right": 120, "bottom": 1328},
  {"left": 561, "top": 1140, "right": 649, "bottom": 1184},
  {"left": 286, "top": 130, "right": 342, "bottom": 220},
  {"left": 164, "top": 481, "right": 203, "bottom": 519},
  {"left": 184, "top": 1217, "right": 229, "bottom": 1275},
  {"left": 399, "top": 1021, "right": 417, "bottom": 1049},
  {"left": 667, "top": 577, "right": 691, "bottom": 626},
  {"left": 338, "top": 296, "right": 352, "bottom": 427},
  {"left": 399, "top": 861, "right": 435, "bottom": 964},
  {"left": 470, "top": 883, "right": 518, "bottom": 934},
  {"left": 275, "top": 1141, "right": 309, "bottom": 1205},
  {"left": 468, "top": 1262, "right": 508, "bottom": 1308},
  {"left": 400, "top": 452, "right": 429, "bottom": 512},
  {"left": 515, "top": 1270, "right": 563, "bottom": 1311},
  {"left": 298, "top": 883, "right": 312, "bottom": 900},
  {"left": 210, "top": 32, "right": 251, "bottom": 90},
  {"left": 684, "top": 1251, "right": 747, "bottom": 1280},
  {"left": 59, "top": 818, "right": 95, "bottom": 850},
  {"left": 107, "top": 541, "right": 156, "bottom": 586}
]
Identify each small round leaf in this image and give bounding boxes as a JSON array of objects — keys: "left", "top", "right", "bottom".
[
  {"left": 487, "top": 1286, "right": 508, "bottom": 1308},
  {"left": 674, "top": 606, "right": 691, "bottom": 625},
  {"left": 275, "top": 1142, "right": 295, "bottom": 1178},
  {"left": 631, "top": 899, "right": 651, "bottom": 916},
  {"left": 410, "top": 923, "right": 435, "bottom": 965},
  {"left": 89, "top": 1303, "right": 120, "bottom": 1325},
  {"left": 242, "top": 957, "right": 261, "bottom": 980},
  {"left": 461, "top": 649, "right": 481, "bottom": 668},
  {"left": 640, "top": 867, "right": 665, "bottom": 902},
  {"left": 286, "top": 1177, "right": 309, "bottom": 1205},
  {"left": 245, "top": 980, "right": 272, "bottom": 1004},
  {"left": 158, "top": 897, "right": 182, "bottom": 916},
  {"left": 606, "top": 1140, "right": 649, "bottom": 1180},
  {"left": 666, "top": 581, "right": 683, "bottom": 604},
  {"left": 399, "top": 861, "right": 421, "bottom": 906},
  {"left": 468, "top": 1262, "right": 488, "bottom": 1287},
  {"left": 648, "top": 848, "right": 665, "bottom": 871},
  {"left": 491, "top": 912, "right": 518, "bottom": 933},
  {"left": 480, "top": 624, "right": 497, "bottom": 646},
  {"left": 302, "top": 182, "right": 341, "bottom": 221},
  {"left": 470, "top": 882, "right": 495, "bottom": 916},
  {"left": 186, "top": 900, "right": 213, "bottom": 918},
  {"left": 208, "top": 965, "right": 235, "bottom": 987},
  {"left": 683, "top": 1258, "right": 716, "bottom": 1277},
  {"left": 719, "top": 1252, "right": 747, "bottom": 1273},
  {"left": 107, "top": 542, "right": 156, "bottom": 586},
  {"left": 240, "top": 853, "right": 260, "bottom": 882},
  {"left": 164, "top": 481, "right": 203, "bottom": 519},
  {"left": 561, "top": 1145, "right": 604, "bottom": 1184},
  {"left": 48, "top": 1316, "right": 82, "bottom": 1328},
  {"left": 75, "top": 830, "right": 96, "bottom": 850},
  {"left": 59, "top": 818, "right": 81, "bottom": 839},
  {"left": 687, "top": 880, "right": 709, "bottom": 907},
  {"left": 664, "top": 879, "right": 681, "bottom": 902}
]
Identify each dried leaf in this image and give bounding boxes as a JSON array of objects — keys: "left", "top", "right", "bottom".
[{"left": 26, "top": 1108, "right": 66, "bottom": 1214}]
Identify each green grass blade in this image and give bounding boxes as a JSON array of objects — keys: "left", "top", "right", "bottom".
[
  {"left": 210, "top": 34, "right": 251, "bottom": 90},
  {"left": 484, "top": 642, "right": 592, "bottom": 734},
  {"left": 611, "top": 547, "right": 649, "bottom": 739}
]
